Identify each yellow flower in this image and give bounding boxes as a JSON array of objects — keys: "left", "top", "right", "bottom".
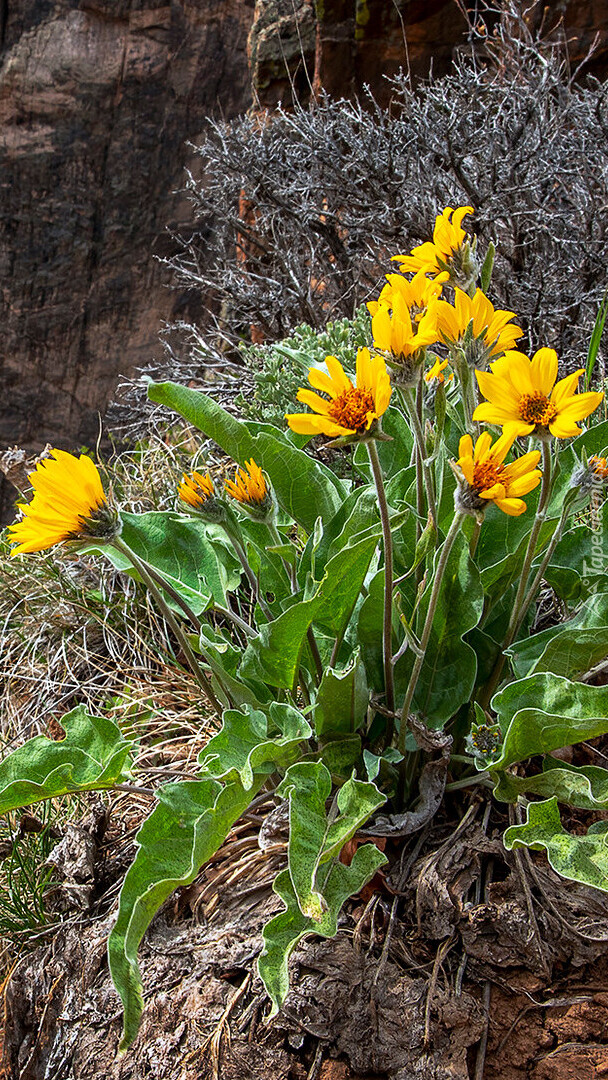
[
  {"left": 393, "top": 206, "right": 474, "bottom": 278},
  {"left": 7, "top": 449, "right": 117, "bottom": 555},
  {"left": 285, "top": 348, "right": 391, "bottom": 440},
  {"left": 424, "top": 357, "right": 453, "bottom": 385},
  {"left": 455, "top": 430, "right": 542, "bottom": 517},
  {"left": 178, "top": 470, "right": 215, "bottom": 509},
  {"left": 367, "top": 270, "right": 446, "bottom": 322},
  {"left": 225, "top": 459, "right": 269, "bottom": 507},
  {"left": 473, "top": 348, "right": 604, "bottom": 439},
  {"left": 435, "top": 288, "right": 523, "bottom": 364},
  {"left": 371, "top": 286, "right": 439, "bottom": 386}
]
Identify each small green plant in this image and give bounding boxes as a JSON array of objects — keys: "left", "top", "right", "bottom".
[
  {"left": 236, "top": 306, "right": 373, "bottom": 426},
  {"left": 3, "top": 206, "right": 608, "bottom": 1054}
]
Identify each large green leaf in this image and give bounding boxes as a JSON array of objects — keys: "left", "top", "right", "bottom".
[
  {"left": 92, "top": 511, "right": 239, "bottom": 613},
  {"left": 503, "top": 796, "right": 608, "bottom": 893},
  {"left": 198, "top": 703, "right": 312, "bottom": 788},
  {"left": 491, "top": 673, "right": 608, "bottom": 766},
  {"left": 410, "top": 533, "right": 484, "bottom": 726},
  {"left": 313, "top": 651, "right": 369, "bottom": 739},
  {"left": 276, "top": 762, "right": 386, "bottom": 922},
  {"left": 240, "top": 533, "right": 378, "bottom": 688},
  {"left": 239, "top": 596, "right": 320, "bottom": 689},
  {"left": 147, "top": 381, "right": 344, "bottom": 531},
  {"left": 0, "top": 706, "right": 132, "bottom": 814},
  {"left": 259, "top": 844, "right": 387, "bottom": 1016},
  {"left": 494, "top": 759, "right": 608, "bottom": 807},
  {"left": 108, "top": 776, "right": 257, "bottom": 1050},
  {"left": 353, "top": 406, "right": 414, "bottom": 480},
  {"left": 506, "top": 592, "right": 608, "bottom": 679}
]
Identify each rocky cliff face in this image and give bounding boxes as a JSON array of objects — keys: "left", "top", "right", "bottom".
[{"left": 0, "top": 0, "right": 255, "bottom": 514}]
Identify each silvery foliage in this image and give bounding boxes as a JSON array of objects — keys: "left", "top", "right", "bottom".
[{"left": 109, "top": 1, "right": 608, "bottom": 433}]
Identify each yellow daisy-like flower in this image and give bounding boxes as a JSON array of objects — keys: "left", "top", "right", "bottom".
[
  {"left": 393, "top": 206, "right": 474, "bottom": 278},
  {"left": 367, "top": 270, "right": 447, "bottom": 322},
  {"left": 589, "top": 454, "right": 608, "bottom": 480},
  {"left": 435, "top": 288, "right": 523, "bottom": 365},
  {"left": 473, "top": 348, "right": 604, "bottom": 439},
  {"left": 7, "top": 449, "right": 117, "bottom": 555},
  {"left": 371, "top": 286, "right": 439, "bottom": 384},
  {"left": 225, "top": 459, "right": 269, "bottom": 507},
  {"left": 178, "top": 470, "right": 215, "bottom": 509},
  {"left": 424, "top": 357, "right": 453, "bottom": 385},
  {"left": 455, "top": 430, "right": 542, "bottom": 517},
  {"left": 285, "top": 347, "right": 392, "bottom": 441}
]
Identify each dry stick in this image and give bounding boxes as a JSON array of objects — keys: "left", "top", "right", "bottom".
[
  {"left": 479, "top": 439, "right": 554, "bottom": 708},
  {"left": 367, "top": 439, "right": 395, "bottom": 722},
  {"left": 112, "top": 538, "right": 223, "bottom": 717}
]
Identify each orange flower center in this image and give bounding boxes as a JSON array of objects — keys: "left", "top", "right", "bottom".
[
  {"left": 328, "top": 387, "right": 375, "bottom": 432},
  {"left": 519, "top": 391, "right": 557, "bottom": 428},
  {"left": 590, "top": 455, "right": 608, "bottom": 479},
  {"left": 472, "top": 459, "right": 505, "bottom": 492}
]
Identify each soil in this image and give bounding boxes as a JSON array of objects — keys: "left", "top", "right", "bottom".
[{"left": 3, "top": 794, "right": 608, "bottom": 1080}]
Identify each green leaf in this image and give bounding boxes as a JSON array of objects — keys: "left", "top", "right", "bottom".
[
  {"left": 314, "top": 651, "right": 369, "bottom": 739},
  {"left": 491, "top": 673, "right": 608, "bottom": 768},
  {"left": 543, "top": 500, "right": 608, "bottom": 601},
  {"left": 259, "top": 844, "right": 387, "bottom": 1016},
  {"left": 494, "top": 759, "right": 608, "bottom": 808},
  {"left": 410, "top": 533, "right": 484, "bottom": 726},
  {"left": 353, "top": 406, "right": 414, "bottom": 480},
  {"left": 0, "top": 706, "right": 132, "bottom": 814},
  {"left": 239, "top": 596, "right": 320, "bottom": 689},
  {"left": 313, "top": 533, "right": 379, "bottom": 635},
  {"left": 585, "top": 288, "right": 608, "bottom": 391},
  {"left": 91, "top": 511, "right": 240, "bottom": 613},
  {"left": 503, "top": 797, "right": 608, "bottom": 893},
  {"left": 196, "top": 623, "right": 272, "bottom": 709},
  {"left": 198, "top": 703, "right": 312, "bottom": 788},
  {"left": 276, "top": 762, "right": 386, "bottom": 924},
  {"left": 108, "top": 776, "right": 257, "bottom": 1050},
  {"left": 146, "top": 381, "right": 344, "bottom": 531},
  {"left": 506, "top": 592, "right": 608, "bottom": 679}
]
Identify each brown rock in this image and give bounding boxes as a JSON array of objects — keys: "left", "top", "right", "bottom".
[{"left": 0, "top": 0, "right": 255, "bottom": 514}]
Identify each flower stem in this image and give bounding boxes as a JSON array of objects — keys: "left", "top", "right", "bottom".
[
  {"left": 400, "top": 387, "right": 437, "bottom": 531},
  {"left": 398, "top": 511, "right": 464, "bottom": 755},
  {"left": 112, "top": 538, "right": 223, "bottom": 718},
  {"left": 367, "top": 439, "right": 395, "bottom": 725},
  {"left": 469, "top": 518, "right": 482, "bottom": 559},
  {"left": 478, "top": 439, "right": 554, "bottom": 708},
  {"left": 223, "top": 526, "right": 273, "bottom": 621}
]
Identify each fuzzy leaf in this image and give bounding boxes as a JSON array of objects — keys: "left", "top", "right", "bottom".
[
  {"left": 503, "top": 797, "right": 608, "bottom": 893},
  {"left": 491, "top": 673, "right": 608, "bottom": 767},
  {"left": 90, "top": 511, "right": 239, "bottom": 613},
  {"left": 198, "top": 702, "right": 312, "bottom": 788},
  {"left": 259, "top": 844, "right": 387, "bottom": 1016},
  {"left": 494, "top": 759, "right": 608, "bottom": 807},
  {"left": 314, "top": 651, "right": 369, "bottom": 739},
  {"left": 277, "top": 762, "right": 386, "bottom": 923},
  {"left": 507, "top": 592, "right": 608, "bottom": 679},
  {"left": 108, "top": 777, "right": 257, "bottom": 1051},
  {"left": 0, "top": 706, "right": 132, "bottom": 814}
]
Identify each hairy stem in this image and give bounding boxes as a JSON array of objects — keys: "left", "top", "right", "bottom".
[
  {"left": 367, "top": 439, "right": 395, "bottom": 726},
  {"left": 400, "top": 386, "right": 437, "bottom": 530},
  {"left": 398, "top": 511, "right": 464, "bottom": 754}
]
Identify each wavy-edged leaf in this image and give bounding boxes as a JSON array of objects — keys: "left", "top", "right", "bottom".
[
  {"left": 503, "top": 796, "right": 608, "bottom": 893},
  {"left": 0, "top": 706, "right": 132, "bottom": 815},
  {"left": 108, "top": 776, "right": 258, "bottom": 1051},
  {"left": 507, "top": 592, "right": 608, "bottom": 679},
  {"left": 198, "top": 703, "right": 312, "bottom": 788},
  {"left": 494, "top": 759, "right": 608, "bottom": 807},
  {"left": 259, "top": 844, "right": 387, "bottom": 1016},
  {"left": 277, "top": 762, "right": 386, "bottom": 922},
  {"left": 491, "top": 673, "right": 608, "bottom": 767}
]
